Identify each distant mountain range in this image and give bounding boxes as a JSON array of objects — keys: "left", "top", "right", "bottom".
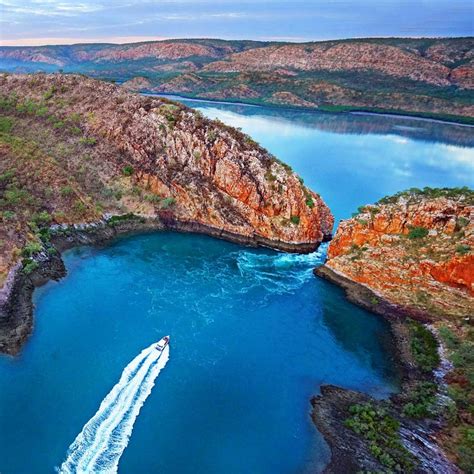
[{"left": 1, "top": 37, "right": 473, "bottom": 122}]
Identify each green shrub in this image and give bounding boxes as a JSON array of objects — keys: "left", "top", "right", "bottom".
[
  {"left": 79, "top": 136, "right": 97, "bottom": 146},
  {"left": 0, "top": 169, "right": 15, "bottom": 182},
  {"left": 438, "top": 326, "right": 459, "bottom": 350},
  {"left": 144, "top": 194, "right": 162, "bottom": 204},
  {"left": 69, "top": 126, "right": 82, "bottom": 136},
  {"left": 0, "top": 116, "right": 13, "bottom": 133},
  {"left": 73, "top": 200, "right": 87, "bottom": 214},
  {"left": 450, "top": 341, "right": 474, "bottom": 369},
  {"left": 107, "top": 213, "right": 144, "bottom": 226},
  {"left": 21, "top": 241, "right": 42, "bottom": 257},
  {"left": 407, "top": 226, "right": 429, "bottom": 239},
  {"left": 35, "top": 106, "right": 48, "bottom": 117},
  {"left": 456, "top": 217, "right": 469, "bottom": 229},
  {"left": 122, "top": 165, "right": 134, "bottom": 176},
  {"left": 53, "top": 120, "right": 65, "bottom": 129},
  {"left": 345, "top": 403, "right": 415, "bottom": 472},
  {"left": 2, "top": 210, "right": 15, "bottom": 219},
  {"left": 378, "top": 187, "right": 474, "bottom": 206},
  {"left": 3, "top": 186, "right": 29, "bottom": 205},
  {"left": 160, "top": 197, "right": 176, "bottom": 209},
  {"left": 457, "top": 427, "right": 474, "bottom": 472},
  {"left": 456, "top": 244, "right": 471, "bottom": 255},
  {"left": 69, "top": 113, "right": 82, "bottom": 123},
  {"left": 22, "top": 258, "right": 39, "bottom": 275},
  {"left": 408, "top": 319, "right": 440, "bottom": 372},
  {"left": 402, "top": 382, "right": 437, "bottom": 418},
  {"left": 0, "top": 93, "right": 17, "bottom": 111},
  {"left": 43, "top": 86, "right": 56, "bottom": 100},
  {"left": 60, "top": 185, "right": 73, "bottom": 196},
  {"left": 31, "top": 210, "right": 52, "bottom": 225}
]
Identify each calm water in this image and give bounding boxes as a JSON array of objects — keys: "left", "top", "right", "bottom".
[
  {"left": 0, "top": 103, "right": 473, "bottom": 473},
  {"left": 176, "top": 97, "right": 474, "bottom": 222}
]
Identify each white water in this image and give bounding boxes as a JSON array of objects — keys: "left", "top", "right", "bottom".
[
  {"left": 59, "top": 340, "right": 170, "bottom": 473},
  {"left": 235, "top": 243, "right": 328, "bottom": 293}
]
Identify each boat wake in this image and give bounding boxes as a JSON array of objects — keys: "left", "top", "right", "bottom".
[{"left": 59, "top": 338, "right": 170, "bottom": 474}]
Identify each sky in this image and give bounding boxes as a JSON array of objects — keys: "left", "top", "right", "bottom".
[{"left": 0, "top": 0, "right": 473, "bottom": 46}]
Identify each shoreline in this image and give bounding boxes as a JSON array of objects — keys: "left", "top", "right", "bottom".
[
  {"left": 0, "top": 214, "right": 324, "bottom": 356},
  {"left": 144, "top": 92, "right": 474, "bottom": 127},
  {"left": 0, "top": 216, "right": 460, "bottom": 473},
  {"left": 313, "top": 264, "right": 459, "bottom": 473}
]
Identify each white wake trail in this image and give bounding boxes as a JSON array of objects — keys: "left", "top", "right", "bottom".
[{"left": 60, "top": 339, "right": 170, "bottom": 474}]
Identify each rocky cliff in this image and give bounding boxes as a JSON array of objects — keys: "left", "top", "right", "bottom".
[
  {"left": 317, "top": 188, "right": 473, "bottom": 322},
  {"left": 0, "top": 73, "right": 333, "bottom": 285},
  {"left": 0, "top": 73, "right": 333, "bottom": 353},
  {"left": 1, "top": 37, "right": 473, "bottom": 121},
  {"left": 314, "top": 188, "right": 474, "bottom": 472}
]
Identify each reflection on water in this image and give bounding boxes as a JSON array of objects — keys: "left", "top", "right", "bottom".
[
  {"left": 168, "top": 96, "right": 474, "bottom": 222},
  {"left": 162, "top": 95, "right": 474, "bottom": 147}
]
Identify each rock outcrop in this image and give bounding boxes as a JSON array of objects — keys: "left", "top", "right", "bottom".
[
  {"left": 0, "top": 73, "right": 333, "bottom": 354},
  {"left": 317, "top": 188, "right": 474, "bottom": 321},
  {"left": 204, "top": 42, "right": 454, "bottom": 87},
  {"left": 1, "top": 37, "right": 473, "bottom": 121},
  {"left": 0, "top": 74, "right": 333, "bottom": 262}
]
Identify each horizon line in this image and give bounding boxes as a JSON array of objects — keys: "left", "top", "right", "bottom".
[{"left": 1, "top": 34, "right": 472, "bottom": 48}]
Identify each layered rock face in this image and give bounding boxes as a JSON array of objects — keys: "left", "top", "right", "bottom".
[
  {"left": 321, "top": 189, "right": 474, "bottom": 320},
  {"left": 204, "top": 42, "right": 454, "bottom": 87},
  {"left": 0, "top": 74, "right": 333, "bottom": 283},
  {"left": 1, "top": 38, "right": 472, "bottom": 120}
]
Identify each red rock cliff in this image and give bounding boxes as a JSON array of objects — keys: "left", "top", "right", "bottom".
[
  {"left": 0, "top": 74, "right": 333, "bottom": 266},
  {"left": 323, "top": 189, "right": 474, "bottom": 319}
]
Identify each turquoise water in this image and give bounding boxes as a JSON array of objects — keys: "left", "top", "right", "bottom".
[{"left": 0, "top": 103, "right": 473, "bottom": 473}]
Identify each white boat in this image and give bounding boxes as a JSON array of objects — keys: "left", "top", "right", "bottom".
[{"left": 155, "top": 336, "right": 170, "bottom": 351}]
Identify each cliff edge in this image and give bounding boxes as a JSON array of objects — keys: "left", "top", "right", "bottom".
[{"left": 0, "top": 73, "right": 333, "bottom": 353}]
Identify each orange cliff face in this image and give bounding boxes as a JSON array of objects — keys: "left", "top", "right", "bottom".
[
  {"left": 323, "top": 191, "right": 474, "bottom": 320},
  {"left": 0, "top": 74, "right": 334, "bottom": 288}
]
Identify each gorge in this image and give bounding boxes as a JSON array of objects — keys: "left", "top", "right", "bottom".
[{"left": 0, "top": 75, "right": 473, "bottom": 473}]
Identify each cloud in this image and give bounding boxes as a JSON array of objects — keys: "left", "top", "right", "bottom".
[
  {"left": 1, "top": 0, "right": 103, "bottom": 17},
  {"left": 0, "top": 0, "right": 472, "bottom": 43}
]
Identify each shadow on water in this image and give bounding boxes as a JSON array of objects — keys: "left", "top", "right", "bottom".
[{"left": 317, "top": 277, "right": 403, "bottom": 394}]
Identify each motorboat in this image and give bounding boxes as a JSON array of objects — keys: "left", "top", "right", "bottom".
[{"left": 155, "top": 336, "right": 170, "bottom": 351}]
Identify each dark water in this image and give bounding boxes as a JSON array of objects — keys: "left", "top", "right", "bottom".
[{"left": 0, "top": 102, "right": 472, "bottom": 473}]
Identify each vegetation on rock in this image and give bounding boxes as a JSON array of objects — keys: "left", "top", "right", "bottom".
[
  {"left": 0, "top": 37, "right": 472, "bottom": 122},
  {"left": 0, "top": 73, "right": 333, "bottom": 288},
  {"left": 345, "top": 403, "right": 416, "bottom": 472}
]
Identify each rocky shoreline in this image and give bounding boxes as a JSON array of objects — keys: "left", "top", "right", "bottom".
[
  {"left": 312, "top": 265, "right": 460, "bottom": 473},
  {"left": 0, "top": 214, "right": 464, "bottom": 473},
  {"left": 0, "top": 213, "right": 326, "bottom": 356}
]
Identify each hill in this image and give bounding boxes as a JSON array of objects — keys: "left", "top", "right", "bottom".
[
  {"left": 0, "top": 73, "right": 333, "bottom": 354},
  {"left": 0, "top": 37, "right": 473, "bottom": 122}
]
